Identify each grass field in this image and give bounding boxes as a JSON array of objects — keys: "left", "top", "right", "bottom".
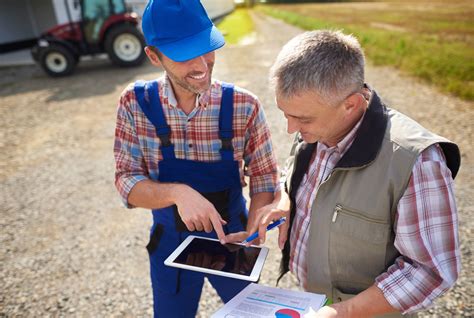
[
  {"left": 256, "top": 1, "right": 474, "bottom": 101},
  {"left": 217, "top": 8, "right": 254, "bottom": 45}
]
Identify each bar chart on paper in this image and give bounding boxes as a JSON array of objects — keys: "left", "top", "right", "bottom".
[{"left": 211, "top": 283, "right": 327, "bottom": 318}]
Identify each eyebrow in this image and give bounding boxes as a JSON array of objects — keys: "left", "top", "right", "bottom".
[
  {"left": 287, "top": 113, "right": 313, "bottom": 120},
  {"left": 277, "top": 104, "right": 313, "bottom": 120}
]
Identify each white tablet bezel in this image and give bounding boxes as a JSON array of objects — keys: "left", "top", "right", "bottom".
[{"left": 164, "top": 235, "right": 269, "bottom": 282}]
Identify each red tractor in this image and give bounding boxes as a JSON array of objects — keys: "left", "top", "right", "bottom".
[{"left": 31, "top": 0, "right": 146, "bottom": 76}]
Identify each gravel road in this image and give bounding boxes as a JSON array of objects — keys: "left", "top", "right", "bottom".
[{"left": 1, "top": 12, "right": 472, "bottom": 317}]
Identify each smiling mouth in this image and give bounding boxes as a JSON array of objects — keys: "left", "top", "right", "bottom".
[{"left": 189, "top": 72, "right": 206, "bottom": 80}]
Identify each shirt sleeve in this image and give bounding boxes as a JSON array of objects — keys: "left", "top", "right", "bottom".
[
  {"left": 113, "top": 86, "right": 149, "bottom": 208},
  {"left": 243, "top": 98, "right": 278, "bottom": 196},
  {"left": 375, "top": 144, "right": 461, "bottom": 313}
]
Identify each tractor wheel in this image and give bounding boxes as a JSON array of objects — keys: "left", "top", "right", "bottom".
[
  {"left": 38, "top": 44, "right": 77, "bottom": 77},
  {"left": 105, "top": 24, "right": 146, "bottom": 67}
]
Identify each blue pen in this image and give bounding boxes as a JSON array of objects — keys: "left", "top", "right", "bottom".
[{"left": 242, "top": 217, "right": 287, "bottom": 244}]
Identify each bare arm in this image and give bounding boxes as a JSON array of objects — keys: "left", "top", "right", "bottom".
[
  {"left": 255, "top": 189, "right": 291, "bottom": 247},
  {"left": 128, "top": 179, "right": 183, "bottom": 209},
  {"left": 225, "top": 189, "right": 291, "bottom": 246},
  {"left": 129, "top": 179, "right": 227, "bottom": 241},
  {"left": 247, "top": 191, "right": 275, "bottom": 231},
  {"left": 223, "top": 191, "right": 274, "bottom": 244}
]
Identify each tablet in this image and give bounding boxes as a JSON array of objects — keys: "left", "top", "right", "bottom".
[{"left": 164, "top": 235, "right": 269, "bottom": 282}]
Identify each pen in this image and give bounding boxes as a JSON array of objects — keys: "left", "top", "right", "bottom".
[{"left": 242, "top": 217, "right": 286, "bottom": 244}]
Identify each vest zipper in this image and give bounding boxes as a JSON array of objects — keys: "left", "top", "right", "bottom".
[
  {"left": 332, "top": 205, "right": 342, "bottom": 222},
  {"left": 332, "top": 204, "right": 387, "bottom": 224}
]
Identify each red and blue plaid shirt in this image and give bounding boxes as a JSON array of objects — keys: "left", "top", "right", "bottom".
[{"left": 114, "top": 75, "right": 278, "bottom": 207}]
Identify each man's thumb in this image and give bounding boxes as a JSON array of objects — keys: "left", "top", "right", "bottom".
[{"left": 278, "top": 225, "right": 288, "bottom": 250}]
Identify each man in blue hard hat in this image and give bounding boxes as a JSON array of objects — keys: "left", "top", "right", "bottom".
[{"left": 113, "top": 0, "right": 278, "bottom": 316}]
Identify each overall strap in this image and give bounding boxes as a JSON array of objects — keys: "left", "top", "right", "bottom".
[
  {"left": 134, "top": 80, "right": 175, "bottom": 160},
  {"left": 219, "top": 83, "right": 235, "bottom": 161}
]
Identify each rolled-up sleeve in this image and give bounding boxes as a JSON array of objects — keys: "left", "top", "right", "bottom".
[
  {"left": 375, "top": 144, "right": 461, "bottom": 313},
  {"left": 243, "top": 99, "right": 278, "bottom": 196},
  {"left": 114, "top": 88, "right": 148, "bottom": 207}
]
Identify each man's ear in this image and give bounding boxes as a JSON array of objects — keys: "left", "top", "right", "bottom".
[
  {"left": 144, "top": 47, "right": 162, "bottom": 67},
  {"left": 344, "top": 93, "right": 364, "bottom": 113}
]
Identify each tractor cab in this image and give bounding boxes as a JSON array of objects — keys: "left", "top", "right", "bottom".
[
  {"left": 82, "top": 0, "right": 126, "bottom": 47},
  {"left": 32, "top": 0, "right": 146, "bottom": 76}
]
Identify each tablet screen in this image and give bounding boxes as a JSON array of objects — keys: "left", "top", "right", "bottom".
[{"left": 173, "top": 237, "right": 261, "bottom": 276}]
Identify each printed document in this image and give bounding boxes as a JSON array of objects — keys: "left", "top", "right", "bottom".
[{"left": 211, "top": 283, "right": 327, "bottom": 318}]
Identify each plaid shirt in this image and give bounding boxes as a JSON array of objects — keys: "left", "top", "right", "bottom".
[
  {"left": 114, "top": 75, "right": 278, "bottom": 207},
  {"left": 290, "top": 117, "right": 460, "bottom": 314}
]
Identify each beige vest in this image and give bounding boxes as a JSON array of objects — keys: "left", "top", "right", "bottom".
[{"left": 279, "top": 90, "right": 460, "bottom": 317}]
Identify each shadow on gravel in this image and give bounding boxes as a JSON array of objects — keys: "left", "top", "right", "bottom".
[{"left": 0, "top": 58, "right": 160, "bottom": 102}]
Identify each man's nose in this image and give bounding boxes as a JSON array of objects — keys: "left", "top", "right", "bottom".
[
  {"left": 287, "top": 117, "right": 299, "bottom": 134},
  {"left": 190, "top": 55, "right": 208, "bottom": 72}
]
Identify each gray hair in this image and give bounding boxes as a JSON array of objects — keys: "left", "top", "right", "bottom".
[{"left": 270, "top": 30, "right": 365, "bottom": 105}]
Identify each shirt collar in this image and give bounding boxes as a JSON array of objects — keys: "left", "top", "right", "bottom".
[{"left": 161, "top": 74, "right": 212, "bottom": 109}]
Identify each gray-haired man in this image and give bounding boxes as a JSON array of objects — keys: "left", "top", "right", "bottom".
[{"left": 253, "top": 30, "right": 461, "bottom": 317}]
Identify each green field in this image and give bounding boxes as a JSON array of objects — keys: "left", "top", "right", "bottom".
[
  {"left": 257, "top": 1, "right": 474, "bottom": 101},
  {"left": 217, "top": 8, "right": 254, "bottom": 45}
]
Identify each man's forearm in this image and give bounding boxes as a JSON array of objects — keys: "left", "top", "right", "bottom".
[
  {"left": 249, "top": 192, "right": 274, "bottom": 214},
  {"left": 247, "top": 191, "right": 274, "bottom": 231},
  {"left": 128, "top": 179, "right": 185, "bottom": 209},
  {"left": 332, "top": 285, "right": 399, "bottom": 317}
]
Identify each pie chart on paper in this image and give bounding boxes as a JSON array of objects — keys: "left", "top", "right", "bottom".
[{"left": 274, "top": 308, "right": 301, "bottom": 318}]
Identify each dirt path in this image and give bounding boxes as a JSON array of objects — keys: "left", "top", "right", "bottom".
[{"left": 1, "top": 12, "right": 472, "bottom": 317}]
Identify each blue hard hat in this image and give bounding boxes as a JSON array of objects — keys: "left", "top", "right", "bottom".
[{"left": 142, "top": 0, "right": 225, "bottom": 62}]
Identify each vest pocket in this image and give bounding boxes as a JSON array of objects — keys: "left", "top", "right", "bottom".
[
  {"left": 146, "top": 224, "right": 164, "bottom": 255},
  {"left": 329, "top": 204, "right": 390, "bottom": 293}
]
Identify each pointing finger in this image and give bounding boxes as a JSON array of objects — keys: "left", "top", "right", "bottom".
[{"left": 210, "top": 212, "right": 226, "bottom": 244}]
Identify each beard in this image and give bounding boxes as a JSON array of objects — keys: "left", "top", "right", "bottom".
[{"left": 165, "top": 63, "right": 214, "bottom": 95}]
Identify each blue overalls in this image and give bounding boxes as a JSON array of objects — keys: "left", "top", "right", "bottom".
[{"left": 134, "top": 80, "right": 250, "bottom": 317}]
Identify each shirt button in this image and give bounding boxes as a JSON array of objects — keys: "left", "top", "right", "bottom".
[{"left": 188, "top": 144, "right": 193, "bottom": 148}]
